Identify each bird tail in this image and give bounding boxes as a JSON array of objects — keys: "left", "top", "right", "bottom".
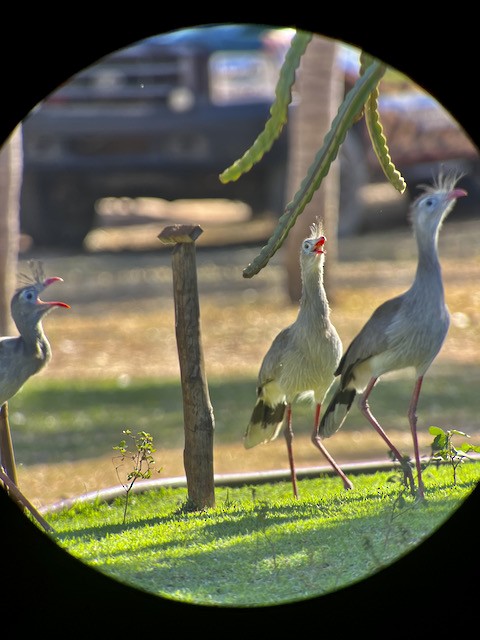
[
  {"left": 319, "top": 388, "right": 356, "bottom": 438},
  {"left": 244, "top": 400, "right": 286, "bottom": 449}
]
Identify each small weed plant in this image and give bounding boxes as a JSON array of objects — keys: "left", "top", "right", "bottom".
[
  {"left": 383, "top": 426, "right": 480, "bottom": 505},
  {"left": 429, "top": 426, "right": 480, "bottom": 485},
  {"left": 113, "top": 429, "right": 160, "bottom": 524}
]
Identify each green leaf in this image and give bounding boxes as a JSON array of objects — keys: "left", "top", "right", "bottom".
[
  {"left": 243, "top": 58, "right": 386, "bottom": 278},
  {"left": 219, "top": 30, "right": 312, "bottom": 184},
  {"left": 429, "top": 426, "right": 445, "bottom": 436},
  {"left": 460, "top": 443, "right": 480, "bottom": 453},
  {"left": 431, "top": 434, "right": 447, "bottom": 453}
]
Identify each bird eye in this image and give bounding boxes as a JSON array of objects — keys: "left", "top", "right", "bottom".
[
  {"left": 22, "top": 289, "right": 35, "bottom": 301},
  {"left": 303, "top": 241, "right": 311, "bottom": 251},
  {"left": 424, "top": 197, "right": 436, "bottom": 208}
]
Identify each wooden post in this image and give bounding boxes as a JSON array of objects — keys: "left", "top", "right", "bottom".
[
  {"left": 0, "top": 468, "right": 54, "bottom": 533},
  {"left": 0, "top": 402, "right": 54, "bottom": 533},
  {"left": 158, "top": 224, "right": 215, "bottom": 510},
  {"left": 0, "top": 402, "right": 18, "bottom": 485}
]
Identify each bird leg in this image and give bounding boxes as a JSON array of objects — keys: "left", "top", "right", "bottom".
[
  {"left": 283, "top": 404, "right": 299, "bottom": 499},
  {"left": 407, "top": 377, "right": 425, "bottom": 499},
  {"left": 359, "top": 378, "right": 416, "bottom": 495},
  {"left": 0, "top": 402, "right": 18, "bottom": 485},
  {"left": 312, "top": 403, "right": 353, "bottom": 490}
]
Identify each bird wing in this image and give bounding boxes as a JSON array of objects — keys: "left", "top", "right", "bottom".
[
  {"left": 244, "top": 327, "right": 292, "bottom": 449},
  {"left": 337, "top": 295, "right": 404, "bottom": 386},
  {"left": 0, "top": 338, "right": 29, "bottom": 405},
  {"left": 257, "top": 327, "right": 292, "bottom": 389}
]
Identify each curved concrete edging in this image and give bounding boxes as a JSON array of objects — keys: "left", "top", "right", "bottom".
[
  {"left": 42, "top": 455, "right": 480, "bottom": 515},
  {"left": 40, "top": 459, "right": 413, "bottom": 514}
]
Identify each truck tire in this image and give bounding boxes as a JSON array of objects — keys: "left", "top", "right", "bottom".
[
  {"left": 20, "top": 173, "right": 97, "bottom": 249},
  {"left": 248, "top": 163, "right": 288, "bottom": 218}
]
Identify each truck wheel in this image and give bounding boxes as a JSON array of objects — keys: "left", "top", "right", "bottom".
[
  {"left": 248, "top": 163, "right": 288, "bottom": 218},
  {"left": 20, "top": 174, "right": 97, "bottom": 249}
]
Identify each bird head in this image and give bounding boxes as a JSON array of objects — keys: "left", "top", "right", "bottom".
[
  {"left": 302, "top": 219, "right": 327, "bottom": 256},
  {"left": 301, "top": 235, "right": 326, "bottom": 256},
  {"left": 12, "top": 264, "right": 70, "bottom": 327},
  {"left": 410, "top": 172, "right": 467, "bottom": 234}
]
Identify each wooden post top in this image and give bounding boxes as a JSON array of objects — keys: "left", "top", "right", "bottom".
[{"left": 158, "top": 224, "right": 204, "bottom": 245}]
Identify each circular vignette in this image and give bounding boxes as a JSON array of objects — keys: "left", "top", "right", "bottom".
[{"left": 1, "top": 11, "right": 479, "bottom": 627}]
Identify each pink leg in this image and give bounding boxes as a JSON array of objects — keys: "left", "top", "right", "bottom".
[
  {"left": 359, "top": 378, "right": 416, "bottom": 494},
  {"left": 283, "top": 404, "right": 299, "bottom": 498},
  {"left": 312, "top": 403, "right": 353, "bottom": 490},
  {"left": 408, "top": 377, "right": 425, "bottom": 499}
]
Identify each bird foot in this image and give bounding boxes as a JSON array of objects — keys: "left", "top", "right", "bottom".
[
  {"left": 413, "top": 483, "right": 426, "bottom": 502},
  {"left": 397, "top": 456, "right": 416, "bottom": 494}
]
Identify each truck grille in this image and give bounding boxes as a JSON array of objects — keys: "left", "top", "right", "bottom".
[{"left": 46, "top": 40, "right": 195, "bottom": 110}]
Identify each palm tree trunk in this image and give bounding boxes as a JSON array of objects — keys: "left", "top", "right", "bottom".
[{"left": 283, "top": 34, "right": 343, "bottom": 303}]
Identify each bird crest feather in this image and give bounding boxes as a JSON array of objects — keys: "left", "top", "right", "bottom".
[{"left": 17, "top": 260, "right": 46, "bottom": 290}]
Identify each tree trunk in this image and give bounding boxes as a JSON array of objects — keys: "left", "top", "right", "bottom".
[
  {"left": 0, "top": 125, "right": 22, "bottom": 335},
  {"left": 283, "top": 35, "right": 343, "bottom": 303}
]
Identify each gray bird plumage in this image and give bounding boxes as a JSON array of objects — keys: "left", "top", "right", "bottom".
[
  {"left": 244, "top": 220, "right": 353, "bottom": 496},
  {"left": 0, "top": 262, "right": 70, "bottom": 404},
  {"left": 0, "top": 261, "right": 69, "bottom": 482},
  {"left": 320, "top": 172, "right": 467, "bottom": 498}
]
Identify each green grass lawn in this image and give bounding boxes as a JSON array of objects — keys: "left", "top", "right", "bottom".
[{"left": 46, "top": 462, "right": 480, "bottom": 608}]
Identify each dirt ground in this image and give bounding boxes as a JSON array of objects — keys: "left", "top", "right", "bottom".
[{"left": 11, "top": 200, "right": 480, "bottom": 507}]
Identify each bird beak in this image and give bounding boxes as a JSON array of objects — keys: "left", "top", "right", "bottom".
[
  {"left": 39, "top": 276, "right": 71, "bottom": 309},
  {"left": 446, "top": 188, "right": 468, "bottom": 201},
  {"left": 43, "top": 276, "right": 64, "bottom": 287},
  {"left": 38, "top": 300, "right": 70, "bottom": 309},
  {"left": 314, "top": 237, "right": 326, "bottom": 254}
]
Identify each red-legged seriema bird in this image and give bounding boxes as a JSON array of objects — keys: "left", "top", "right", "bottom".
[
  {"left": 244, "top": 220, "right": 353, "bottom": 497},
  {"left": 0, "top": 260, "right": 70, "bottom": 485},
  {"left": 320, "top": 172, "right": 467, "bottom": 499}
]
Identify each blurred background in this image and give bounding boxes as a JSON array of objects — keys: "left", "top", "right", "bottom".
[{"left": 14, "top": 24, "right": 480, "bottom": 250}]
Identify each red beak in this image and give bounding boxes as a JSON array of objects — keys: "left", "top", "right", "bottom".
[
  {"left": 314, "top": 236, "right": 326, "bottom": 254},
  {"left": 447, "top": 188, "right": 467, "bottom": 201},
  {"left": 39, "top": 276, "right": 70, "bottom": 309},
  {"left": 39, "top": 300, "right": 70, "bottom": 309}
]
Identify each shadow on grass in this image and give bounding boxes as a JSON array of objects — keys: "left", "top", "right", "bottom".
[
  {"left": 8, "top": 364, "right": 480, "bottom": 467},
  {"left": 51, "top": 478, "right": 469, "bottom": 607},
  {"left": 8, "top": 377, "right": 254, "bottom": 465}
]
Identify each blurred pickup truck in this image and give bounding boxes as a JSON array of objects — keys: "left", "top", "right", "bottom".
[
  {"left": 20, "top": 25, "right": 292, "bottom": 248},
  {"left": 19, "top": 25, "right": 479, "bottom": 248}
]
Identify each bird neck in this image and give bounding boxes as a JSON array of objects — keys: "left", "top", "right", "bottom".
[
  {"left": 299, "top": 263, "right": 330, "bottom": 322},
  {"left": 15, "top": 318, "right": 51, "bottom": 358},
  {"left": 412, "top": 226, "right": 444, "bottom": 296}
]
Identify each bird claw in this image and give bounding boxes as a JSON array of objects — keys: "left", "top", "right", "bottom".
[{"left": 397, "top": 456, "right": 417, "bottom": 495}]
